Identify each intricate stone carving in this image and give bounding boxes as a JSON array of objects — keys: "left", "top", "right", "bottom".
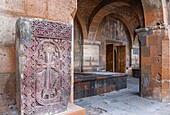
[
  {"left": 32, "top": 20, "right": 72, "bottom": 39},
  {"left": 16, "top": 18, "right": 72, "bottom": 115}
]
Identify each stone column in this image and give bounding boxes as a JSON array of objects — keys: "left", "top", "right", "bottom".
[
  {"left": 16, "top": 18, "right": 72, "bottom": 114},
  {"left": 136, "top": 24, "right": 170, "bottom": 101}
]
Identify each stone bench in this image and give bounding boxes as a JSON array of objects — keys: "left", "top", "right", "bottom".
[{"left": 74, "top": 72, "right": 128, "bottom": 99}]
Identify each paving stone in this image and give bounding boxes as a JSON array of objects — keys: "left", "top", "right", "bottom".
[
  {"left": 100, "top": 112, "right": 112, "bottom": 115},
  {"left": 122, "top": 96, "right": 151, "bottom": 107},
  {"left": 75, "top": 101, "right": 91, "bottom": 107},
  {"left": 85, "top": 106, "right": 105, "bottom": 115},
  {"left": 160, "top": 105, "right": 170, "bottom": 112},
  {"left": 114, "top": 94, "right": 135, "bottom": 101},
  {"left": 108, "top": 109, "right": 138, "bottom": 115},
  {"left": 145, "top": 101, "right": 167, "bottom": 110},
  {"left": 75, "top": 77, "right": 170, "bottom": 115},
  {"left": 151, "top": 110, "right": 170, "bottom": 115}
]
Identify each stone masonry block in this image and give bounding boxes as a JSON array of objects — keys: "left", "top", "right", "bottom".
[
  {"left": 143, "top": 1, "right": 163, "bottom": 26},
  {"left": 0, "top": 73, "right": 16, "bottom": 97},
  {"left": 141, "top": 46, "right": 150, "bottom": 57},
  {"left": 98, "top": 9, "right": 109, "bottom": 17},
  {"left": 150, "top": 45, "right": 157, "bottom": 56},
  {"left": 149, "top": 35, "right": 162, "bottom": 46},
  {"left": 0, "top": 14, "right": 19, "bottom": 45},
  {"left": 151, "top": 65, "right": 161, "bottom": 75},
  {"left": 48, "top": 0, "right": 77, "bottom": 23},
  {"left": 0, "top": 73, "right": 14, "bottom": 85},
  {"left": 0, "top": 73, "right": 16, "bottom": 112},
  {"left": 142, "top": 57, "right": 151, "bottom": 65},
  {"left": 0, "top": 46, "right": 16, "bottom": 72},
  {"left": 0, "top": 0, "right": 25, "bottom": 13},
  {"left": 162, "top": 40, "right": 169, "bottom": 57},
  {"left": 0, "top": 106, "right": 8, "bottom": 115},
  {"left": 141, "top": 65, "right": 151, "bottom": 75},
  {"left": 26, "top": 0, "right": 47, "bottom": 18}
]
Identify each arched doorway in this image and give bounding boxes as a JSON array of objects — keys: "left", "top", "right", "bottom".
[{"left": 96, "top": 16, "right": 131, "bottom": 73}]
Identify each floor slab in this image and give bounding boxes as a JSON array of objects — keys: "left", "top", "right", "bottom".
[{"left": 74, "top": 77, "right": 170, "bottom": 115}]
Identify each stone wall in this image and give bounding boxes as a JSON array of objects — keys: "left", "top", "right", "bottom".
[
  {"left": 82, "top": 41, "right": 100, "bottom": 71},
  {"left": 0, "top": 0, "right": 77, "bottom": 114},
  {"left": 74, "top": 73, "right": 127, "bottom": 99},
  {"left": 74, "top": 16, "right": 131, "bottom": 72},
  {"left": 98, "top": 17, "right": 130, "bottom": 70},
  {"left": 74, "top": 18, "right": 83, "bottom": 72},
  {"left": 139, "top": 0, "right": 170, "bottom": 101}
]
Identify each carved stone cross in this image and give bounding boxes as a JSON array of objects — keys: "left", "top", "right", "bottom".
[{"left": 16, "top": 18, "right": 72, "bottom": 115}]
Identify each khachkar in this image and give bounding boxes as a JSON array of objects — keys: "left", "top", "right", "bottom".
[{"left": 16, "top": 18, "right": 72, "bottom": 115}]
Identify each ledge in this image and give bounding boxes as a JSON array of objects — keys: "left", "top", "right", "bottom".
[
  {"left": 74, "top": 72, "right": 128, "bottom": 83},
  {"left": 57, "top": 103, "right": 85, "bottom": 115}
]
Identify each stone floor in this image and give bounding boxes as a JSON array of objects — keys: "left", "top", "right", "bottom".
[{"left": 74, "top": 77, "right": 170, "bottom": 115}]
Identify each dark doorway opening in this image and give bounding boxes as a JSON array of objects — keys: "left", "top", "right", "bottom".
[
  {"left": 106, "top": 44, "right": 114, "bottom": 72},
  {"left": 106, "top": 44, "right": 126, "bottom": 73}
]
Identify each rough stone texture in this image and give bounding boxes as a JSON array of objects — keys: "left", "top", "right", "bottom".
[
  {"left": 48, "top": 0, "right": 77, "bottom": 23},
  {"left": 57, "top": 103, "right": 85, "bottom": 115},
  {"left": 77, "top": 0, "right": 102, "bottom": 24},
  {"left": 0, "top": 46, "right": 16, "bottom": 72},
  {"left": 0, "top": 0, "right": 25, "bottom": 14},
  {"left": 142, "top": 0, "right": 163, "bottom": 26},
  {"left": 16, "top": 18, "right": 72, "bottom": 115},
  {"left": 0, "top": 0, "right": 77, "bottom": 113},
  {"left": 138, "top": 28, "right": 168, "bottom": 101},
  {"left": 0, "top": 14, "right": 19, "bottom": 45},
  {"left": 0, "top": 73, "right": 16, "bottom": 115},
  {"left": 26, "top": 0, "right": 77, "bottom": 23},
  {"left": 74, "top": 72, "right": 127, "bottom": 99},
  {"left": 99, "top": 17, "right": 129, "bottom": 42},
  {"left": 83, "top": 44, "right": 99, "bottom": 71},
  {"left": 75, "top": 77, "right": 170, "bottom": 115},
  {"left": 74, "top": 18, "right": 83, "bottom": 72},
  {"left": 26, "top": 0, "right": 47, "bottom": 18}
]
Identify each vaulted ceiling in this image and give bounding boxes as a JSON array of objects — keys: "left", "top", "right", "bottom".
[
  {"left": 77, "top": 0, "right": 103, "bottom": 23},
  {"left": 77, "top": 0, "right": 144, "bottom": 28}
]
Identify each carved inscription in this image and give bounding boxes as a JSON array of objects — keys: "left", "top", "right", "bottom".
[{"left": 16, "top": 18, "right": 72, "bottom": 115}]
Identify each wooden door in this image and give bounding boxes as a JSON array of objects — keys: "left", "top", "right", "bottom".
[
  {"left": 117, "top": 46, "right": 126, "bottom": 73},
  {"left": 106, "top": 44, "right": 113, "bottom": 72}
]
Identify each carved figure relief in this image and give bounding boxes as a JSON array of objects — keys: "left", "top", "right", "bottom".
[{"left": 16, "top": 18, "right": 72, "bottom": 115}]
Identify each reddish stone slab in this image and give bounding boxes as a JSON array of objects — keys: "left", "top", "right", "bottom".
[{"left": 16, "top": 18, "right": 72, "bottom": 115}]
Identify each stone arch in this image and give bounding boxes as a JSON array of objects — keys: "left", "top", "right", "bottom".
[
  {"left": 96, "top": 14, "right": 133, "bottom": 70},
  {"left": 88, "top": 0, "right": 144, "bottom": 28},
  {"left": 141, "top": 0, "right": 164, "bottom": 27},
  {"left": 88, "top": 2, "right": 141, "bottom": 43},
  {"left": 75, "top": 11, "right": 88, "bottom": 40},
  {"left": 96, "top": 13, "right": 133, "bottom": 49},
  {"left": 74, "top": 17, "right": 83, "bottom": 72}
]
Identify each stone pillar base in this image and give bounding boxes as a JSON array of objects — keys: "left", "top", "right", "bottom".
[{"left": 57, "top": 103, "right": 85, "bottom": 115}]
